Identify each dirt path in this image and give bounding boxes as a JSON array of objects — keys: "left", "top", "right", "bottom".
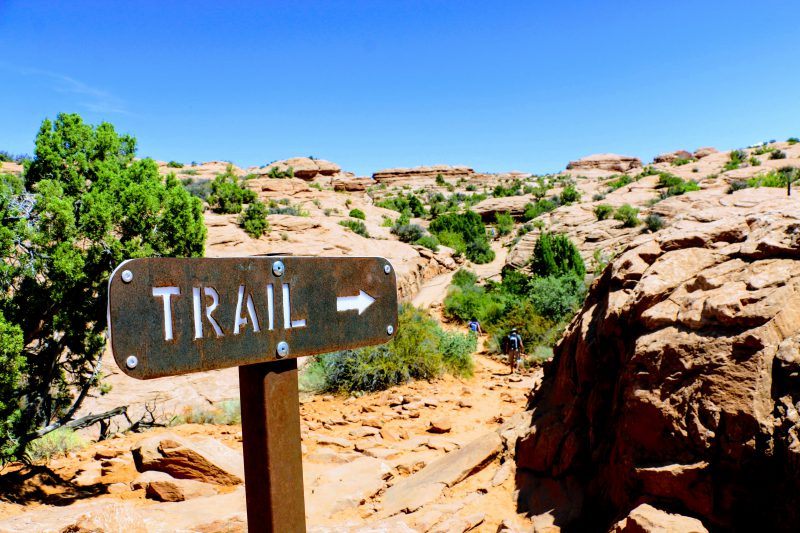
[{"left": 0, "top": 352, "right": 539, "bottom": 532}]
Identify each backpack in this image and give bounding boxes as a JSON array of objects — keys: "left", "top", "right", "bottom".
[
  {"left": 507, "top": 334, "right": 520, "bottom": 351},
  {"left": 469, "top": 321, "right": 479, "bottom": 332}
]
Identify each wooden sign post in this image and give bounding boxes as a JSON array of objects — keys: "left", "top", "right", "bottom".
[{"left": 107, "top": 256, "right": 398, "bottom": 532}]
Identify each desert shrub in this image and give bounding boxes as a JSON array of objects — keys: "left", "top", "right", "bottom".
[
  {"left": 746, "top": 167, "right": 799, "bottom": 189},
  {"left": 339, "top": 219, "right": 370, "bottom": 237},
  {"left": 167, "top": 160, "right": 184, "bottom": 168},
  {"left": 606, "top": 174, "right": 634, "bottom": 191},
  {"left": 749, "top": 156, "right": 762, "bottom": 166},
  {"left": 208, "top": 167, "right": 257, "bottom": 214},
  {"left": 530, "top": 232, "right": 585, "bottom": 279},
  {"left": 429, "top": 211, "right": 494, "bottom": 264},
  {"left": 614, "top": 204, "right": 640, "bottom": 227},
  {"left": 415, "top": 235, "right": 440, "bottom": 252},
  {"left": 521, "top": 199, "right": 557, "bottom": 221},
  {"left": 435, "top": 173, "right": 446, "bottom": 186},
  {"left": 495, "top": 212, "right": 514, "bottom": 236},
  {"left": 594, "top": 204, "right": 613, "bottom": 220},
  {"left": 770, "top": 150, "right": 787, "bottom": 160},
  {"left": 644, "top": 214, "right": 665, "bottom": 232},
  {"left": 392, "top": 223, "right": 425, "bottom": 243},
  {"left": 672, "top": 158, "right": 693, "bottom": 166},
  {"left": 788, "top": 137, "right": 799, "bottom": 145},
  {"left": 436, "top": 329, "right": 476, "bottom": 377},
  {"left": 349, "top": 208, "right": 366, "bottom": 220},
  {"left": 239, "top": 200, "right": 269, "bottom": 238},
  {"left": 377, "top": 194, "right": 425, "bottom": 217},
  {"left": 309, "top": 305, "right": 474, "bottom": 393},
  {"left": 559, "top": 184, "right": 581, "bottom": 204},
  {"left": 269, "top": 205, "right": 307, "bottom": 216},
  {"left": 381, "top": 215, "right": 393, "bottom": 227},
  {"left": 444, "top": 279, "right": 508, "bottom": 325},
  {"left": 593, "top": 249, "right": 614, "bottom": 276},
  {"left": 25, "top": 428, "right": 86, "bottom": 462},
  {"left": 0, "top": 114, "right": 206, "bottom": 462},
  {"left": 172, "top": 399, "right": 242, "bottom": 426},
  {"left": 180, "top": 169, "right": 199, "bottom": 175},
  {"left": 529, "top": 274, "right": 587, "bottom": 322},
  {"left": 752, "top": 145, "right": 775, "bottom": 156},
  {"left": 724, "top": 149, "right": 746, "bottom": 171},
  {"left": 266, "top": 166, "right": 294, "bottom": 179},
  {"left": 640, "top": 165, "right": 659, "bottom": 176},
  {"left": 727, "top": 180, "right": 748, "bottom": 193},
  {"left": 466, "top": 184, "right": 477, "bottom": 191}
]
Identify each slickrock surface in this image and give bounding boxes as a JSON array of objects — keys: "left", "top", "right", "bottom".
[
  {"left": 566, "top": 153, "right": 642, "bottom": 173},
  {"left": 515, "top": 188, "right": 800, "bottom": 531}
]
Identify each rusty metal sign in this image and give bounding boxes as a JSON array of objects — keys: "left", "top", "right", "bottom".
[{"left": 108, "top": 256, "right": 398, "bottom": 379}]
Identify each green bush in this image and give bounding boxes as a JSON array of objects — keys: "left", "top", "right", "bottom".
[
  {"left": 339, "top": 219, "right": 370, "bottom": 237},
  {"left": 788, "top": 137, "right": 799, "bottom": 145},
  {"left": 530, "top": 232, "right": 585, "bottom": 278},
  {"left": 172, "top": 399, "right": 241, "bottom": 426},
  {"left": 522, "top": 199, "right": 557, "bottom": 221},
  {"left": 0, "top": 114, "right": 206, "bottom": 462},
  {"left": 728, "top": 180, "right": 748, "bottom": 193},
  {"left": 770, "top": 150, "right": 787, "bottom": 160},
  {"left": 724, "top": 149, "right": 746, "bottom": 171},
  {"left": 606, "top": 174, "right": 634, "bottom": 191},
  {"left": 749, "top": 156, "right": 761, "bottom": 166},
  {"left": 752, "top": 145, "right": 775, "bottom": 156},
  {"left": 307, "top": 305, "right": 474, "bottom": 393},
  {"left": 529, "top": 274, "right": 587, "bottom": 322},
  {"left": 415, "top": 235, "right": 440, "bottom": 252},
  {"left": 377, "top": 194, "right": 425, "bottom": 217},
  {"left": 654, "top": 173, "right": 700, "bottom": 201},
  {"left": 167, "top": 160, "right": 184, "bottom": 168},
  {"left": 495, "top": 212, "right": 514, "bottom": 236},
  {"left": 614, "top": 204, "right": 640, "bottom": 227},
  {"left": 349, "top": 208, "right": 366, "bottom": 220},
  {"left": 266, "top": 166, "right": 294, "bottom": 179},
  {"left": 429, "top": 211, "right": 494, "bottom": 264},
  {"left": 493, "top": 179, "right": 523, "bottom": 197},
  {"left": 25, "top": 427, "right": 86, "bottom": 462},
  {"left": 392, "top": 223, "right": 425, "bottom": 243},
  {"left": 239, "top": 200, "right": 269, "bottom": 238},
  {"left": 644, "top": 213, "right": 665, "bottom": 232},
  {"left": 208, "top": 167, "right": 257, "bottom": 214},
  {"left": 560, "top": 184, "right": 581, "bottom": 204},
  {"left": 672, "top": 158, "right": 693, "bottom": 166},
  {"left": 435, "top": 173, "right": 446, "bottom": 186},
  {"left": 745, "top": 167, "right": 799, "bottom": 189},
  {"left": 594, "top": 204, "right": 613, "bottom": 220}
]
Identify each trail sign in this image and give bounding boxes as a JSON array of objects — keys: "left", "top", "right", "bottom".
[
  {"left": 108, "top": 255, "right": 398, "bottom": 532},
  {"left": 108, "top": 256, "right": 398, "bottom": 380}
]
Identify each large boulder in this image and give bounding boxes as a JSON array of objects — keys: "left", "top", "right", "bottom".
[
  {"left": 653, "top": 150, "right": 693, "bottom": 164},
  {"left": 609, "top": 504, "right": 708, "bottom": 533},
  {"left": 332, "top": 176, "right": 373, "bottom": 192},
  {"left": 693, "top": 147, "right": 719, "bottom": 159},
  {"left": 515, "top": 190, "right": 800, "bottom": 531},
  {"left": 566, "top": 154, "right": 642, "bottom": 173},
  {"left": 260, "top": 157, "right": 341, "bottom": 180},
  {"left": 131, "top": 434, "right": 244, "bottom": 486}
]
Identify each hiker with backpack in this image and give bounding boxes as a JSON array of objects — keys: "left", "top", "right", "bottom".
[
  {"left": 504, "top": 328, "right": 524, "bottom": 374},
  {"left": 468, "top": 318, "right": 483, "bottom": 336}
]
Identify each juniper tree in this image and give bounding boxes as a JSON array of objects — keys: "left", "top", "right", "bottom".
[{"left": 0, "top": 113, "right": 206, "bottom": 461}]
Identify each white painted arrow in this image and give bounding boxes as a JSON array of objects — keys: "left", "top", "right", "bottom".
[{"left": 336, "top": 290, "right": 376, "bottom": 315}]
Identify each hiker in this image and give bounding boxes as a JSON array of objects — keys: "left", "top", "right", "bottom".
[
  {"left": 468, "top": 318, "right": 482, "bottom": 335},
  {"left": 504, "top": 328, "right": 524, "bottom": 373}
]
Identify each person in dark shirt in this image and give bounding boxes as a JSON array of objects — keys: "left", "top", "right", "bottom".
[{"left": 504, "top": 328, "right": 524, "bottom": 374}]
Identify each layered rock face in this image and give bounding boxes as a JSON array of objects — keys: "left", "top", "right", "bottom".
[
  {"left": 566, "top": 154, "right": 642, "bottom": 173},
  {"left": 653, "top": 150, "right": 693, "bottom": 163},
  {"left": 516, "top": 191, "right": 800, "bottom": 531},
  {"left": 372, "top": 165, "right": 475, "bottom": 185}
]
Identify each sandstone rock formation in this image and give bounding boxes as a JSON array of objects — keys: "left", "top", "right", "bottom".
[
  {"left": 566, "top": 154, "right": 642, "bottom": 173},
  {"left": 372, "top": 165, "right": 475, "bottom": 185},
  {"left": 609, "top": 504, "right": 708, "bottom": 533},
  {"left": 261, "top": 157, "right": 341, "bottom": 180},
  {"left": 332, "top": 176, "right": 373, "bottom": 191},
  {"left": 515, "top": 189, "right": 800, "bottom": 531},
  {"left": 653, "top": 150, "right": 693, "bottom": 163},
  {"left": 693, "top": 147, "right": 719, "bottom": 159},
  {"left": 131, "top": 434, "right": 244, "bottom": 485}
]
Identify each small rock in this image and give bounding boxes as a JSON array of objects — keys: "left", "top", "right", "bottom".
[
  {"left": 322, "top": 395, "right": 334, "bottom": 402},
  {"left": 428, "top": 417, "right": 452, "bottom": 433},
  {"left": 361, "top": 415, "right": 383, "bottom": 428},
  {"left": 457, "top": 399, "right": 473, "bottom": 408},
  {"left": 423, "top": 398, "right": 439, "bottom": 407},
  {"left": 310, "top": 433, "right": 353, "bottom": 449},
  {"left": 350, "top": 426, "right": 380, "bottom": 438}
]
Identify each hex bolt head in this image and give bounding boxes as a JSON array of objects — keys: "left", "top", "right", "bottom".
[
  {"left": 387, "top": 325, "right": 394, "bottom": 336},
  {"left": 121, "top": 270, "right": 134, "bottom": 283},
  {"left": 276, "top": 341, "right": 290, "bottom": 358},
  {"left": 126, "top": 355, "right": 138, "bottom": 369},
  {"left": 272, "top": 261, "right": 285, "bottom": 277},
  {"left": 384, "top": 264, "right": 391, "bottom": 275}
]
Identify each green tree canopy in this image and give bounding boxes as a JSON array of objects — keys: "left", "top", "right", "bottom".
[{"left": 0, "top": 113, "right": 206, "bottom": 461}]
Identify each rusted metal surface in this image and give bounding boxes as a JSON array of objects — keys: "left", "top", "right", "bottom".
[
  {"left": 239, "top": 359, "right": 305, "bottom": 533},
  {"left": 107, "top": 256, "right": 398, "bottom": 379}
]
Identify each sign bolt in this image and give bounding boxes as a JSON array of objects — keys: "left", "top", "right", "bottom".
[
  {"left": 384, "top": 264, "right": 391, "bottom": 275},
  {"left": 387, "top": 325, "right": 394, "bottom": 336},
  {"left": 273, "top": 261, "right": 285, "bottom": 277},
  {"left": 276, "top": 341, "right": 289, "bottom": 358},
  {"left": 126, "top": 355, "right": 138, "bottom": 369},
  {"left": 121, "top": 270, "right": 133, "bottom": 283}
]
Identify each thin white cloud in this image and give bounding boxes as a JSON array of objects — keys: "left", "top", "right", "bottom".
[{"left": 6, "top": 63, "right": 130, "bottom": 115}]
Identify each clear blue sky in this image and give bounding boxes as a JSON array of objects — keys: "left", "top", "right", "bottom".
[{"left": 2, "top": 1, "right": 799, "bottom": 176}]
